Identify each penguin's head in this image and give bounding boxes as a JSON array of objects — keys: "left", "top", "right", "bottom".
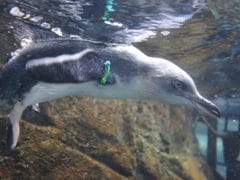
[{"left": 149, "top": 58, "right": 220, "bottom": 117}]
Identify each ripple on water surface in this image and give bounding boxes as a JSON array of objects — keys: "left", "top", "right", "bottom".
[{"left": 8, "top": 0, "right": 206, "bottom": 43}]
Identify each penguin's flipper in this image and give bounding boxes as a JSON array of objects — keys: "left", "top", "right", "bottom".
[{"left": 6, "top": 102, "right": 25, "bottom": 151}]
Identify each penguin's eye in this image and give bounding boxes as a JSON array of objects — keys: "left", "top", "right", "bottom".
[{"left": 172, "top": 80, "right": 184, "bottom": 90}]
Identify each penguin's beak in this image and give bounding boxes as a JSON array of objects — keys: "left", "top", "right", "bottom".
[{"left": 187, "top": 94, "right": 221, "bottom": 118}]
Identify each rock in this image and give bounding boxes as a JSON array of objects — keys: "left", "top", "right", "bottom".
[{"left": 0, "top": 97, "right": 214, "bottom": 179}]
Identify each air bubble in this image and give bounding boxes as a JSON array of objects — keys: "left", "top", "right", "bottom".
[
  {"left": 30, "top": 16, "right": 43, "bottom": 23},
  {"left": 51, "top": 27, "right": 63, "bottom": 36},
  {"left": 104, "top": 21, "right": 123, "bottom": 27},
  {"left": 10, "top": 7, "right": 25, "bottom": 17},
  {"left": 40, "top": 22, "right": 51, "bottom": 29},
  {"left": 23, "top": 14, "right": 31, "bottom": 19},
  {"left": 20, "top": 38, "right": 32, "bottom": 47}
]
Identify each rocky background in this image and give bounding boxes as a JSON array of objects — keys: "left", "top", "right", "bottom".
[{"left": 0, "top": 3, "right": 237, "bottom": 179}]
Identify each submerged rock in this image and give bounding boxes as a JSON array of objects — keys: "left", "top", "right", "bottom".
[{"left": 0, "top": 96, "right": 214, "bottom": 179}]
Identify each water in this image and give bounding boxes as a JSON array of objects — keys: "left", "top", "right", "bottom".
[
  {"left": 4, "top": 0, "right": 204, "bottom": 43},
  {"left": 0, "top": 0, "right": 240, "bottom": 179}
]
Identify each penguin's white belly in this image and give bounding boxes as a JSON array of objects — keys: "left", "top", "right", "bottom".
[{"left": 22, "top": 78, "right": 150, "bottom": 107}]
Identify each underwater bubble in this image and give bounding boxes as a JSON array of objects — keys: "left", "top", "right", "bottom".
[
  {"left": 51, "top": 27, "right": 63, "bottom": 36},
  {"left": 30, "top": 16, "right": 43, "bottom": 23},
  {"left": 23, "top": 14, "right": 31, "bottom": 19},
  {"left": 20, "top": 38, "right": 33, "bottom": 47},
  {"left": 104, "top": 20, "right": 123, "bottom": 27},
  {"left": 10, "top": 6, "right": 25, "bottom": 17},
  {"left": 40, "top": 22, "right": 51, "bottom": 29}
]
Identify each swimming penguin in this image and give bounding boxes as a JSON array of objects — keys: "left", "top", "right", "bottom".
[{"left": 0, "top": 39, "right": 220, "bottom": 150}]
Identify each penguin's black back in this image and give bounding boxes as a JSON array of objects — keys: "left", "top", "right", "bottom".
[
  {"left": 0, "top": 39, "right": 151, "bottom": 102},
  {"left": 0, "top": 39, "right": 105, "bottom": 101}
]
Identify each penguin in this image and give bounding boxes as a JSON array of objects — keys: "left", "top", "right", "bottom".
[{"left": 0, "top": 39, "right": 220, "bottom": 150}]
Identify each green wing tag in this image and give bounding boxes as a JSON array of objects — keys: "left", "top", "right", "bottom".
[{"left": 100, "top": 60, "right": 111, "bottom": 85}]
